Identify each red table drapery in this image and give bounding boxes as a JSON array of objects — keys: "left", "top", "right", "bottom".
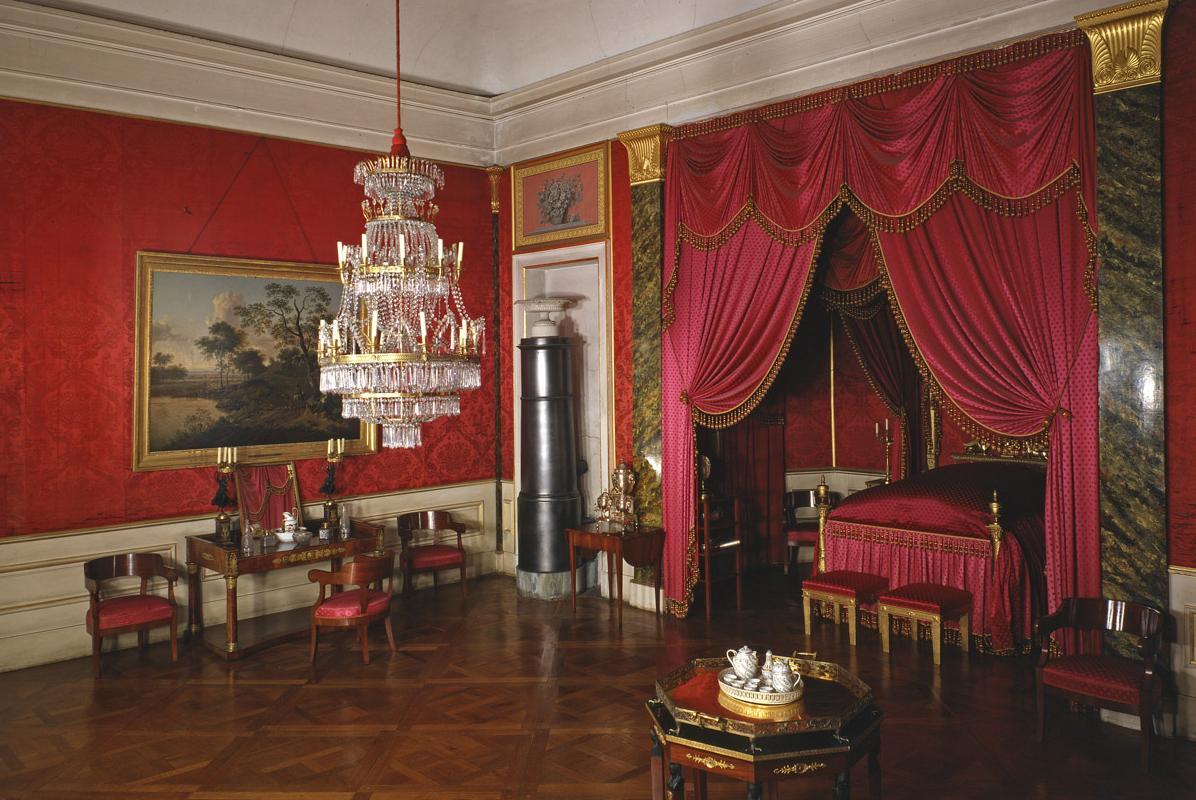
[{"left": 661, "top": 32, "right": 1099, "bottom": 622}]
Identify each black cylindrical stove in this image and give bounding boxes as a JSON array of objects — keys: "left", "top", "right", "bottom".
[{"left": 516, "top": 336, "right": 582, "bottom": 575}]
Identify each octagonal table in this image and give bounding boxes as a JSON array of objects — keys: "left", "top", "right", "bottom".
[{"left": 647, "top": 655, "right": 882, "bottom": 799}]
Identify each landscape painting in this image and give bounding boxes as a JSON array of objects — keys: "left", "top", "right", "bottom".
[
  {"left": 513, "top": 142, "right": 608, "bottom": 250},
  {"left": 133, "top": 252, "right": 375, "bottom": 471}
]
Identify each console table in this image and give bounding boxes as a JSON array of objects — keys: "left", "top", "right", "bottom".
[
  {"left": 185, "top": 520, "right": 385, "bottom": 660},
  {"left": 566, "top": 521, "right": 665, "bottom": 624}
]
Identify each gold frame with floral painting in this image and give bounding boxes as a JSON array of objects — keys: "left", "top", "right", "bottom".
[
  {"left": 133, "top": 251, "right": 376, "bottom": 471},
  {"left": 512, "top": 142, "right": 609, "bottom": 250}
]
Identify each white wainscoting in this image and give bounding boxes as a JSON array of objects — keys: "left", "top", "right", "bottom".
[{"left": 0, "top": 479, "right": 510, "bottom": 672}]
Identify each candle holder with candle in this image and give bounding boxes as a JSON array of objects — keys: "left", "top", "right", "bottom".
[
  {"left": 874, "top": 420, "right": 893, "bottom": 484},
  {"left": 212, "top": 446, "right": 238, "bottom": 543},
  {"left": 321, "top": 438, "right": 345, "bottom": 529}
]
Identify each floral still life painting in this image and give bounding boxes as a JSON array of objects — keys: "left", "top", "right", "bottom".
[
  {"left": 513, "top": 143, "right": 607, "bottom": 249},
  {"left": 134, "top": 252, "right": 375, "bottom": 471}
]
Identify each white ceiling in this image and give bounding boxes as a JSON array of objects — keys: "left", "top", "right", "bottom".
[{"left": 29, "top": 0, "right": 790, "bottom": 96}]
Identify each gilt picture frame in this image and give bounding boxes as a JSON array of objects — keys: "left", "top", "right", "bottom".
[
  {"left": 512, "top": 142, "right": 609, "bottom": 250},
  {"left": 133, "top": 251, "right": 377, "bottom": 472}
]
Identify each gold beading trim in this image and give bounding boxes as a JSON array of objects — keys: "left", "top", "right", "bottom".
[
  {"left": 617, "top": 123, "right": 675, "bottom": 185},
  {"left": 1076, "top": 0, "right": 1168, "bottom": 94},
  {"left": 672, "top": 31, "right": 1084, "bottom": 140}
]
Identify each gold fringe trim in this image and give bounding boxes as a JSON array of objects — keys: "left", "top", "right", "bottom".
[
  {"left": 822, "top": 279, "right": 885, "bottom": 313},
  {"left": 828, "top": 520, "right": 994, "bottom": 559},
  {"left": 673, "top": 31, "right": 1084, "bottom": 140}
]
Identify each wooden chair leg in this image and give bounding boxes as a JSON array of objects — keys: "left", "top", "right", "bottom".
[
  {"left": 138, "top": 629, "right": 148, "bottom": 650},
  {"left": 403, "top": 560, "right": 413, "bottom": 597},
  {"left": 1035, "top": 673, "right": 1046, "bottom": 743},
  {"left": 310, "top": 625, "right": 319, "bottom": 665},
  {"left": 879, "top": 608, "right": 890, "bottom": 654},
  {"left": 930, "top": 617, "right": 942, "bottom": 665},
  {"left": 360, "top": 623, "right": 371, "bottom": 665},
  {"left": 169, "top": 617, "right": 179, "bottom": 662},
  {"left": 846, "top": 603, "right": 857, "bottom": 647},
  {"left": 459, "top": 562, "right": 468, "bottom": 597},
  {"left": 802, "top": 593, "right": 812, "bottom": 634},
  {"left": 92, "top": 633, "right": 102, "bottom": 678},
  {"left": 1140, "top": 698, "right": 1153, "bottom": 771},
  {"left": 958, "top": 612, "right": 970, "bottom": 655},
  {"left": 432, "top": 571, "right": 439, "bottom": 592},
  {"left": 735, "top": 549, "right": 743, "bottom": 611},
  {"left": 384, "top": 616, "right": 397, "bottom": 651}
]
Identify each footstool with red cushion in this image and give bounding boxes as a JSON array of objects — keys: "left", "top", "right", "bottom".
[
  {"left": 801, "top": 570, "right": 888, "bottom": 646},
  {"left": 877, "top": 583, "right": 972, "bottom": 665}
]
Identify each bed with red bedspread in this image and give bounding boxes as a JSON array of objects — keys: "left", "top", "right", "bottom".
[{"left": 822, "top": 462, "right": 1046, "bottom": 653}]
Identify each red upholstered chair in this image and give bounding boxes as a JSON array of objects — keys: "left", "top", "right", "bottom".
[
  {"left": 397, "top": 511, "right": 468, "bottom": 597},
  {"left": 83, "top": 553, "right": 179, "bottom": 677},
  {"left": 308, "top": 552, "right": 396, "bottom": 674},
  {"left": 1036, "top": 598, "right": 1164, "bottom": 770},
  {"left": 783, "top": 489, "right": 822, "bottom": 575}
]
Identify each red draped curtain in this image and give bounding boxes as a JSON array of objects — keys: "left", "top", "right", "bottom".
[
  {"left": 662, "top": 33, "right": 1099, "bottom": 622},
  {"left": 821, "top": 213, "right": 924, "bottom": 479}
]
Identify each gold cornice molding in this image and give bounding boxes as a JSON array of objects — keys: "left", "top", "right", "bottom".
[
  {"left": 617, "top": 123, "right": 674, "bottom": 185},
  {"left": 1076, "top": 0, "right": 1169, "bottom": 94},
  {"left": 485, "top": 165, "right": 504, "bottom": 214}
]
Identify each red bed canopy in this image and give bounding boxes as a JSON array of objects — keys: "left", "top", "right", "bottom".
[{"left": 661, "top": 31, "right": 1099, "bottom": 620}]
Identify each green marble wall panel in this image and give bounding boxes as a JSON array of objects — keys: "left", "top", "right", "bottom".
[
  {"left": 1095, "top": 85, "right": 1167, "bottom": 653},
  {"left": 631, "top": 181, "right": 664, "bottom": 528}
]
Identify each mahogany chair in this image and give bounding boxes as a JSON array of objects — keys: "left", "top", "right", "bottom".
[
  {"left": 696, "top": 494, "right": 743, "bottom": 624},
  {"left": 783, "top": 488, "right": 821, "bottom": 575},
  {"left": 1036, "top": 598, "right": 1164, "bottom": 770},
  {"left": 397, "top": 511, "right": 468, "bottom": 597},
  {"left": 308, "top": 552, "right": 396, "bottom": 675},
  {"left": 83, "top": 553, "right": 179, "bottom": 677}
]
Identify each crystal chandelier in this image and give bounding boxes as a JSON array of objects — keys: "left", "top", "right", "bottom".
[{"left": 318, "top": 0, "right": 485, "bottom": 449}]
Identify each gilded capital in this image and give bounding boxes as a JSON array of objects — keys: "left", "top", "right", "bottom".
[
  {"left": 485, "top": 165, "right": 504, "bottom": 214},
  {"left": 1076, "top": 0, "right": 1168, "bottom": 94},
  {"left": 617, "top": 124, "right": 674, "bottom": 185}
]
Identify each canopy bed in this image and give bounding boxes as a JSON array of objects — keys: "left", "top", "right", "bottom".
[
  {"left": 821, "top": 460, "right": 1047, "bottom": 653},
  {"left": 661, "top": 31, "right": 1100, "bottom": 648}
]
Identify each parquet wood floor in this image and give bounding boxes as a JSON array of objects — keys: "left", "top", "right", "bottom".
[{"left": 2, "top": 572, "right": 1194, "bottom": 799}]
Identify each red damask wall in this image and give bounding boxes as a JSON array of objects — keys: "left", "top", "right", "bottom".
[
  {"left": 1165, "top": 0, "right": 1196, "bottom": 568},
  {"left": 0, "top": 100, "right": 494, "bottom": 537}
]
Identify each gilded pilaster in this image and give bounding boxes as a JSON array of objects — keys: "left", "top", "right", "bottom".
[
  {"left": 1078, "top": 1, "right": 1168, "bottom": 652},
  {"left": 617, "top": 124, "right": 673, "bottom": 527},
  {"left": 487, "top": 164, "right": 503, "bottom": 551}
]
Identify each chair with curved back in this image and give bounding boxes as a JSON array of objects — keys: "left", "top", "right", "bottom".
[
  {"left": 308, "top": 552, "right": 396, "bottom": 675},
  {"left": 83, "top": 552, "right": 179, "bottom": 677},
  {"left": 397, "top": 510, "right": 468, "bottom": 597},
  {"left": 1036, "top": 597, "right": 1164, "bottom": 770}
]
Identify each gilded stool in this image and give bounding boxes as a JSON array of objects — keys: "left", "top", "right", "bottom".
[
  {"left": 801, "top": 570, "right": 888, "bottom": 646},
  {"left": 878, "top": 583, "right": 972, "bottom": 665}
]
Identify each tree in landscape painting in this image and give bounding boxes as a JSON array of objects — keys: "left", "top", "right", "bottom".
[{"left": 147, "top": 271, "right": 355, "bottom": 453}]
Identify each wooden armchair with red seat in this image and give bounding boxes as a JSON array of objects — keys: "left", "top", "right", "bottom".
[
  {"left": 397, "top": 510, "right": 468, "bottom": 597},
  {"left": 1036, "top": 597, "right": 1165, "bottom": 770},
  {"left": 84, "top": 552, "right": 179, "bottom": 677},
  {"left": 308, "top": 552, "right": 396, "bottom": 676}
]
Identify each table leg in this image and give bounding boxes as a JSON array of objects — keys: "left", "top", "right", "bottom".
[
  {"left": 186, "top": 560, "right": 199, "bottom": 637},
  {"left": 833, "top": 770, "right": 851, "bottom": 800},
  {"left": 868, "top": 737, "right": 882, "bottom": 800},
  {"left": 570, "top": 535, "right": 577, "bottom": 613},
  {"left": 649, "top": 730, "right": 664, "bottom": 800},
  {"left": 330, "top": 556, "right": 343, "bottom": 595},
  {"left": 225, "top": 575, "right": 238, "bottom": 654},
  {"left": 607, "top": 551, "right": 615, "bottom": 602},
  {"left": 746, "top": 783, "right": 763, "bottom": 800},
  {"left": 655, "top": 558, "right": 662, "bottom": 616},
  {"left": 668, "top": 763, "right": 684, "bottom": 800},
  {"left": 616, "top": 541, "right": 624, "bottom": 628},
  {"left": 682, "top": 767, "right": 707, "bottom": 800}
]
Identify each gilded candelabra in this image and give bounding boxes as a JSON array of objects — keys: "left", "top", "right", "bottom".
[
  {"left": 212, "top": 446, "right": 238, "bottom": 543},
  {"left": 874, "top": 419, "right": 893, "bottom": 484},
  {"left": 321, "top": 438, "right": 345, "bottom": 529}
]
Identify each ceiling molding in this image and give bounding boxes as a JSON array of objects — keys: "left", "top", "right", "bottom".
[
  {"left": 0, "top": 0, "right": 1099, "bottom": 168},
  {"left": 0, "top": 0, "right": 494, "bottom": 164}
]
